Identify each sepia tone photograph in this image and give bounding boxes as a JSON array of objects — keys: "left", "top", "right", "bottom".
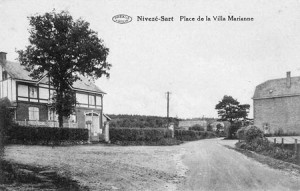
[{"left": 0, "top": 0, "right": 300, "bottom": 190}]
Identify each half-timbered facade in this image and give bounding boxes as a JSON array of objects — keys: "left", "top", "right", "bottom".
[{"left": 0, "top": 51, "right": 108, "bottom": 141}]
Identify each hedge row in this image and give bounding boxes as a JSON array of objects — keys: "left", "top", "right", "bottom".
[
  {"left": 7, "top": 125, "right": 89, "bottom": 145},
  {"left": 110, "top": 128, "right": 216, "bottom": 144},
  {"left": 175, "top": 130, "right": 216, "bottom": 141},
  {"left": 109, "top": 128, "right": 172, "bottom": 143}
]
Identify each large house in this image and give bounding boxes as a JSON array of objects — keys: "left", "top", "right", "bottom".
[
  {"left": 253, "top": 71, "right": 300, "bottom": 134},
  {"left": 0, "top": 52, "right": 109, "bottom": 141}
]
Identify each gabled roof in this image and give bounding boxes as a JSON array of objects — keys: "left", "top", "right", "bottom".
[
  {"left": 253, "top": 76, "right": 300, "bottom": 99},
  {"left": 1, "top": 60, "right": 105, "bottom": 94},
  {"left": 4, "top": 61, "right": 33, "bottom": 81}
]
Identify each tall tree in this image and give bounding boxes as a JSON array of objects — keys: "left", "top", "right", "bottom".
[
  {"left": 18, "top": 10, "right": 111, "bottom": 127},
  {"left": 215, "top": 95, "right": 250, "bottom": 123}
]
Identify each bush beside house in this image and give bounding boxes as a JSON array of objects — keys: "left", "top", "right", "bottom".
[
  {"left": 236, "top": 125, "right": 299, "bottom": 165},
  {"left": 0, "top": 98, "right": 14, "bottom": 158}
]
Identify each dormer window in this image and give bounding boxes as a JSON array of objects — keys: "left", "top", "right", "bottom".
[{"left": 2, "top": 71, "right": 7, "bottom": 80}]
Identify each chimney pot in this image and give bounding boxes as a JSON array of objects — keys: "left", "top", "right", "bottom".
[{"left": 0, "top": 52, "right": 7, "bottom": 63}]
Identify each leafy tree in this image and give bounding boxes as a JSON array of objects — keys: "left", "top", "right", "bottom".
[
  {"left": 17, "top": 10, "right": 111, "bottom": 127},
  {"left": 215, "top": 95, "right": 250, "bottom": 123}
]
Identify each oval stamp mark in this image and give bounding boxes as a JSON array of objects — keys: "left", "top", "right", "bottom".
[{"left": 112, "top": 14, "right": 132, "bottom": 24}]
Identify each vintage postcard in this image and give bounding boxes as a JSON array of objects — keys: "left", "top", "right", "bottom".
[{"left": 0, "top": 0, "right": 300, "bottom": 190}]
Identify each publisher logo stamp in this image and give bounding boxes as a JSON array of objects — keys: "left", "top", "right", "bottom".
[{"left": 112, "top": 14, "right": 132, "bottom": 24}]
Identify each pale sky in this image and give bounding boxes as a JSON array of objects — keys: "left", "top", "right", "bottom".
[{"left": 1, "top": 0, "right": 300, "bottom": 118}]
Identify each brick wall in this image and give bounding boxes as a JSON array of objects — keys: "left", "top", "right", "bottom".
[
  {"left": 254, "top": 96, "right": 300, "bottom": 134},
  {"left": 16, "top": 102, "right": 48, "bottom": 121}
]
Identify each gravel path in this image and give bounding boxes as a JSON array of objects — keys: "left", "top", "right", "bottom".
[{"left": 4, "top": 139, "right": 300, "bottom": 191}]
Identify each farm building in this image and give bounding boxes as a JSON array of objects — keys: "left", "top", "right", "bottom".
[
  {"left": 0, "top": 52, "right": 110, "bottom": 141},
  {"left": 209, "top": 121, "right": 231, "bottom": 132},
  {"left": 253, "top": 71, "right": 300, "bottom": 134},
  {"left": 178, "top": 120, "right": 207, "bottom": 130}
]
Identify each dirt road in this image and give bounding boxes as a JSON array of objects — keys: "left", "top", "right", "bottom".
[
  {"left": 180, "top": 139, "right": 300, "bottom": 191},
  {"left": 4, "top": 139, "right": 300, "bottom": 191}
]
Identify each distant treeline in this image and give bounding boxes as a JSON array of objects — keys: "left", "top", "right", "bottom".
[
  {"left": 108, "top": 114, "right": 180, "bottom": 128},
  {"left": 107, "top": 114, "right": 218, "bottom": 129}
]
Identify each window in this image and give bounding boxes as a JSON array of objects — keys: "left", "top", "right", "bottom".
[
  {"left": 48, "top": 109, "right": 58, "bottom": 121},
  {"left": 28, "top": 107, "right": 39, "bottom": 121},
  {"left": 76, "top": 93, "right": 101, "bottom": 108},
  {"left": 18, "top": 84, "right": 28, "bottom": 97},
  {"left": 89, "top": 95, "right": 95, "bottom": 105},
  {"left": 76, "top": 93, "right": 88, "bottom": 105},
  {"left": 96, "top": 96, "right": 101, "bottom": 106},
  {"left": 2, "top": 71, "right": 7, "bottom": 80},
  {"left": 39, "top": 88, "right": 49, "bottom": 99},
  {"left": 29, "top": 87, "right": 37, "bottom": 98}
]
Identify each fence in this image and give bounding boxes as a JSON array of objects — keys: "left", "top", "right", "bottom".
[{"left": 267, "top": 136, "right": 300, "bottom": 156}]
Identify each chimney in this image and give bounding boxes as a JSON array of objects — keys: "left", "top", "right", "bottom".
[
  {"left": 286, "top": 71, "right": 291, "bottom": 88},
  {"left": 0, "top": 52, "right": 7, "bottom": 64}
]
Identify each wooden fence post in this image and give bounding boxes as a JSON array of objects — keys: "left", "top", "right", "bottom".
[
  {"left": 281, "top": 138, "right": 284, "bottom": 148},
  {"left": 274, "top": 138, "right": 276, "bottom": 144},
  {"left": 295, "top": 139, "right": 298, "bottom": 155}
]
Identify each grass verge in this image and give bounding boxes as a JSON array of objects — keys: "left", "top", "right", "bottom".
[
  {"left": 0, "top": 159, "right": 88, "bottom": 191},
  {"left": 224, "top": 145, "right": 300, "bottom": 176}
]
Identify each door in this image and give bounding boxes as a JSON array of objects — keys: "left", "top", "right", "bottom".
[{"left": 85, "top": 112, "right": 100, "bottom": 141}]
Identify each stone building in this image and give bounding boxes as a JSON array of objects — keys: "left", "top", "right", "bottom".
[
  {"left": 178, "top": 120, "right": 207, "bottom": 130},
  {"left": 253, "top": 71, "right": 300, "bottom": 134},
  {"left": 0, "top": 51, "right": 110, "bottom": 141}
]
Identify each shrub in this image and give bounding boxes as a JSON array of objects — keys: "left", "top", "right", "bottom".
[
  {"left": 0, "top": 98, "right": 14, "bottom": 158},
  {"left": 236, "top": 126, "right": 249, "bottom": 140},
  {"left": 7, "top": 125, "right": 88, "bottom": 145},
  {"left": 236, "top": 126, "right": 298, "bottom": 164},
  {"left": 244, "top": 125, "right": 264, "bottom": 144},
  {"left": 174, "top": 130, "right": 215, "bottom": 141},
  {"left": 109, "top": 128, "right": 172, "bottom": 143},
  {"left": 206, "top": 123, "right": 213, "bottom": 131},
  {"left": 189, "top": 124, "right": 205, "bottom": 131}
]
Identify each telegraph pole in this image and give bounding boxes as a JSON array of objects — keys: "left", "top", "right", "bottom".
[{"left": 166, "top": 91, "right": 171, "bottom": 128}]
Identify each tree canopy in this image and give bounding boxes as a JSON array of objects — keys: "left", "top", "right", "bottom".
[
  {"left": 215, "top": 95, "right": 250, "bottom": 123},
  {"left": 17, "top": 10, "right": 111, "bottom": 127}
]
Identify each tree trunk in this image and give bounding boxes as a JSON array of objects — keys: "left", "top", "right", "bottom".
[
  {"left": 58, "top": 114, "right": 63, "bottom": 128},
  {"left": 57, "top": 86, "right": 64, "bottom": 128}
]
